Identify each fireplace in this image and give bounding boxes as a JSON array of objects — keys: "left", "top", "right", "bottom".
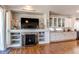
[{"left": 22, "top": 34, "right": 38, "bottom": 46}]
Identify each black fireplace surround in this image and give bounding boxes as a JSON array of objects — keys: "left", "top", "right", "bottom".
[{"left": 22, "top": 34, "right": 38, "bottom": 45}]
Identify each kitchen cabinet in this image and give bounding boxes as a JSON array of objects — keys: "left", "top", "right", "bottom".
[
  {"left": 50, "top": 31, "right": 77, "bottom": 42},
  {"left": 49, "top": 16, "right": 65, "bottom": 28}
]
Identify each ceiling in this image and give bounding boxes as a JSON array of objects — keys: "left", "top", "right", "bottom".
[{"left": 5, "top": 5, "right": 79, "bottom": 16}]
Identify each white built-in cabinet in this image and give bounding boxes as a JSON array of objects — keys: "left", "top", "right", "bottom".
[
  {"left": 6, "top": 11, "right": 22, "bottom": 47},
  {"left": 49, "top": 16, "right": 65, "bottom": 28},
  {"left": 49, "top": 16, "right": 77, "bottom": 42},
  {"left": 49, "top": 16, "right": 75, "bottom": 31},
  {"left": 5, "top": 11, "right": 50, "bottom": 47},
  {"left": 50, "top": 32, "right": 77, "bottom": 42}
]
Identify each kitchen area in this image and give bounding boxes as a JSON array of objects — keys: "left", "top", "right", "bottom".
[
  {"left": 48, "top": 14, "right": 78, "bottom": 42},
  {"left": 7, "top": 8, "right": 79, "bottom": 46}
]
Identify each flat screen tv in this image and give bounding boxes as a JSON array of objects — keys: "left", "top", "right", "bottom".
[{"left": 21, "top": 18, "right": 39, "bottom": 29}]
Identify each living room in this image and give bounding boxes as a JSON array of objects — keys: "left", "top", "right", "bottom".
[{"left": 0, "top": 5, "right": 79, "bottom": 54}]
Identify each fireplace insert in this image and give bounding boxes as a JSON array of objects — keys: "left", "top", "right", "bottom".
[
  {"left": 21, "top": 18, "right": 39, "bottom": 29},
  {"left": 22, "top": 34, "right": 38, "bottom": 45}
]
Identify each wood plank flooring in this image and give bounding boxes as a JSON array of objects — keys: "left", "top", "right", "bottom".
[{"left": 9, "top": 40, "right": 79, "bottom": 54}]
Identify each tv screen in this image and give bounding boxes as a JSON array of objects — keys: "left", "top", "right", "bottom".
[{"left": 21, "top": 18, "right": 39, "bottom": 29}]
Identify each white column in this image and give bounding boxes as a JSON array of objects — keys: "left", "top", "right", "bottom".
[
  {"left": 0, "top": 7, "right": 6, "bottom": 51},
  {"left": 43, "top": 11, "right": 49, "bottom": 29},
  {"left": 43, "top": 11, "right": 50, "bottom": 44},
  {"left": 6, "top": 11, "right": 12, "bottom": 48}
]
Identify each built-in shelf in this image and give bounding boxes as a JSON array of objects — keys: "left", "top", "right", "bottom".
[
  {"left": 10, "top": 44, "right": 21, "bottom": 47},
  {"left": 10, "top": 32, "right": 21, "bottom": 47},
  {"left": 12, "top": 39, "right": 20, "bottom": 41},
  {"left": 38, "top": 32, "right": 45, "bottom": 42}
]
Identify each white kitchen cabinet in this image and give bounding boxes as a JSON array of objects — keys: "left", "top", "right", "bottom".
[
  {"left": 50, "top": 32, "right": 65, "bottom": 42},
  {"left": 49, "top": 16, "right": 65, "bottom": 28},
  {"left": 50, "top": 32, "right": 56, "bottom": 41},
  {"left": 50, "top": 32, "right": 77, "bottom": 42}
]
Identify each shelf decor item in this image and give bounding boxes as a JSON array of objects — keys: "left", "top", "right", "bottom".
[
  {"left": 11, "top": 19, "right": 19, "bottom": 29},
  {"left": 39, "top": 23, "right": 44, "bottom": 29}
]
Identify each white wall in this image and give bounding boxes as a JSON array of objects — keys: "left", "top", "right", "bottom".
[
  {"left": 74, "top": 18, "right": 79, "bottom": 31},
  {"left": 65, "top": 17, "right": 75, "bottom": 28},
  {"left": 66, "top": 16, "right": 79, "bottom": 31},
  {"left": 63, "top": 17, "right": 76, "bottom": 31},
  {"left": 65, "top": 18, "right": 71, "bottom": 27}
]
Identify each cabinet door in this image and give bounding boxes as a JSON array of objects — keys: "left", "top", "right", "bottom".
[
  {"left": 58, "top": 17, "right": 65, "bottom": 27},
  {"left": 62, "top": 18, "right": 65, "bottom": 27},
  {"left": 50, "top": 32, "right": 56, "bottom": 41},
  {"left": 49, "top": 18, "right": 52, "bottom": 27},
  {"left": 58, "top": 18, "right": 61, "bottom": 27},
  {"left": 54, "top": 17, "right": 57, "bottom": 27}
]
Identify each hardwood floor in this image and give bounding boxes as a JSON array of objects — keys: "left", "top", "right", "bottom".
[{"left": 9, "top": 40, "right": 79, "bottom": 54}]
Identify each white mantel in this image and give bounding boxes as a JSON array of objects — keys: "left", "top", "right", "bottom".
[{"left": 10, "top": 29, "right": 49, "bottom": 32}]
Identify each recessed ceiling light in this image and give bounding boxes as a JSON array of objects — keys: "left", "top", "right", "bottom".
[{"left": 23, "top": 6, "right": 35, "bottom": 11}]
